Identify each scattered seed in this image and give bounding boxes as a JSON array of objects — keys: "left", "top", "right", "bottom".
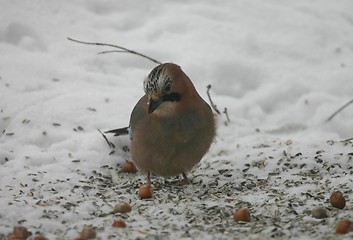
[{"left": 87, "top": 107, "right": 96, "bottom": 112}]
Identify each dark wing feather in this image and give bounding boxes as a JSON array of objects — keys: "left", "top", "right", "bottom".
[
  {"left": 105, "top": 127, "right": 129, "bottom": 136},
  {"left": 106, "top": 95, "right": 147, "bottom": 139}
]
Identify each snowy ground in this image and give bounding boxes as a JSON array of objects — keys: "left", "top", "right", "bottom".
[{"left": 1, "top": 1, "right": 353, "bottom": 239}]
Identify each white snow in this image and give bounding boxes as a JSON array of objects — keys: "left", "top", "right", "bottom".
[{"left": 1, "top": 1, "right": 353, "bottom": 239}]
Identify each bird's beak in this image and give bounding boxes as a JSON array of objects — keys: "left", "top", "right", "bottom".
[{"left": 148, "top": 94, "right": 163, "bottom": 114}]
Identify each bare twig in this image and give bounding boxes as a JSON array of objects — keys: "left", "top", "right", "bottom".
[
  {"left": 206, "top": 84, "right": 221, "bottom": 115},
  {"left": 223, "top": 107, "right": 230, "bottom": 123},
  {"left": 326, "top": 98, "right": 353, "bottom": 122},
  {"left": 98, "top": 129, "right": 115, "bottom": 149},
  {"left": 98, "top": 50, "right": 128, "bottom": 54},
  {"left": 67, "top": 37, "right": 162, "bottom": 65},
  {"left": 341, "top": 137, "right": 353, "bottom": 142}
]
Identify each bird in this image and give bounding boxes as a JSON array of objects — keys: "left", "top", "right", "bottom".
[{"left": 106, "top": 63, "right": 215, "bottom": 184}]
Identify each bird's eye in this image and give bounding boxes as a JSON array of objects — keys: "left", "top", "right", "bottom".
[{"left": 164, "top": 80, "right": 172, "bottom": 93}]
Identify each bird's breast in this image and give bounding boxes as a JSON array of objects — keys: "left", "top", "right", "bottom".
[{"left": 130, "top": 107, "right": 214, "bottom": 177}]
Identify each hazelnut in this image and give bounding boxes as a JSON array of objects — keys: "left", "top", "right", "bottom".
[
  {"left": 112, "top": 219, "right": 126, "bottom": 228},
  {"left": 12, "top": 226, "right": 30, "bottom": 239},
  {"left": 80, "top": 227, "right": 96, "bottom": 239},
  {"left": 336, "top": 219, "right": 352, "bottom": 234},
  {"left": 73, "top": 237, "right": 85, "bottom": 240},
  {"left": 6, "top": 234, "right": 24, "bottom": 240},
  {"left": 330, "top": 191, "right": 346, "bottom": 209},
  {"left": 33, "top": 236, "right": 47, "bottom": 240},
  {"left": 122, "top": 161, "right": 136, "bottom": 173},
  {"left": 233, "top": 207, "right": 250, "bottom": 222},
  {"left": 138, "top": 184, "right": 153, "bottom": 199}
]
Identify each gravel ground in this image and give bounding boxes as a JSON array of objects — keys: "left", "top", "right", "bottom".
[{"left": 2, "top": 134, "right": 352, "bottom": 239}]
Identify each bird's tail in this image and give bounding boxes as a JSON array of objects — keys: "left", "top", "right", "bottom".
[{"left": 105, "top": 127, "right": 129, "bottom": 136}]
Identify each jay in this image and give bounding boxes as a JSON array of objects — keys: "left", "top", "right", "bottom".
[{"left": 106, "top": 63, "right": 215, "bottom": 184}]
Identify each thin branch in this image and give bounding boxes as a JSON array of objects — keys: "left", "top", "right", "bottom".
[
  {"left": 341, "top": 137, "right": 353, "bottom": 142},
  {"left": 67, "top": 37, "right": 162, "bottom": 65},
  {"left": 97, "top": 129, "right": 115, "bottom": 149},
  {"left": 206, "top": 84, "right": 221, "bottom": 115},
  {"left": 98, "top": 50, "right": 128, "bottom": 54},
  {"left": 223, "top": 107, "right": 230, "bottom": 123},
  {"left": 326, "top": 98, "right": 353, "bottom": 122}
]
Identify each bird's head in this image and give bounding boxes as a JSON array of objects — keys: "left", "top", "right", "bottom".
[{"left": 143, "top": 63, "right": 196, "bottom": 115}]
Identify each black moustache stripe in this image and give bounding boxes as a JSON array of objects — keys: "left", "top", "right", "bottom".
[{"left": 163, "top": 93, "right": 181, "bottom": 102}]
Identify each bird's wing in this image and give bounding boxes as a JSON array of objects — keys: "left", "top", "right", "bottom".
[
  {"left": 105, "top": 127, "right": 129, "bottom": 136},
  {"left": 105, "top": 95, "right": 147, "bottom": 140},
  {"left": 129, "top": 95, "right": 148, "bottom": 133}
]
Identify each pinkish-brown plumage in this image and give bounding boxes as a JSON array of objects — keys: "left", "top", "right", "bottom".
[{"left": 107, "top": 63, "right": 215, "bottom": 184}]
